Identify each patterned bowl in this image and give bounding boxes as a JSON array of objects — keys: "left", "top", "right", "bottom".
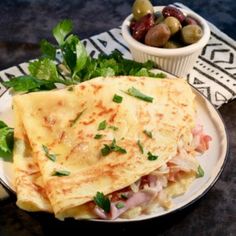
[{"left": 121, "top": 6, "right": 211, "bottom": 77}]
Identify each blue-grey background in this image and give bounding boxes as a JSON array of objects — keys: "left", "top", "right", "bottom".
[{"left": 0, "top": 1, "right": 235, "bottom": 236}]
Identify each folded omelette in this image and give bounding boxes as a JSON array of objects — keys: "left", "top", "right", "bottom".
[{"left": 12, "top": 76, "right": 211, "bottom": 220}]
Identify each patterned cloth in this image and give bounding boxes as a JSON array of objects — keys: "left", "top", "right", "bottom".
[{"left": 0, "top": 3, "right": 235, "bottom": 199}]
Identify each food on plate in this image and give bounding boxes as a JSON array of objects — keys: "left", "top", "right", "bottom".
[
  {"left": 130, "top": 2, "right": 203, "bottom": 48},
  {"left": 12, "top": 76, "right": 211, "bottom": 220}
]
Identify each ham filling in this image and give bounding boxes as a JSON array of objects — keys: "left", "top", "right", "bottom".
[{"left": 93, "top": 124, "right": 212, "bottom": 219}]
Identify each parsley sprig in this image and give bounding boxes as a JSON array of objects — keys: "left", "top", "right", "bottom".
[
  {"left": 101, "top": 139, "right": 127, "bottom": 156},
  {"left": 3, "top": 20, "right": 165, "bottom": 93}
]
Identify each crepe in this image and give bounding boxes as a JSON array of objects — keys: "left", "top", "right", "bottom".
[{"left": 13, "top": 76, "right": 198, "bottom": 220}]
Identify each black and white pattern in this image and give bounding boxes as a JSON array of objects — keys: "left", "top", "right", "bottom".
[{"left": 0, "top": 4, "right": 235, "bottom": 108}]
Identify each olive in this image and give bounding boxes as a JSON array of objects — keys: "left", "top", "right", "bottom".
[
  {"left": 132, "top": 0, "right": 154, "bottom": 21},
  {"left": 154, "top": 11, "right": 164, "bottom": 24},
  {"left": 162, "top": 6, "right": 185, "bottom": 23},
  {"left": 181, "top": 25, "right": 203, "bottom": 44},
  {"left": 164, "top": 16, "right": 182, "bottom": 35},
  {"left": 145, "top": 23, "right": 171, "bottom": 47},
  {"left": 164, "top": 40, "right": 182, "bottom": 48},
  {"left": 183, "top": 16, "right": 198, "bottom": 26},
  {"left": 131, "top": 14, "right": 155, "bottom": 42}
]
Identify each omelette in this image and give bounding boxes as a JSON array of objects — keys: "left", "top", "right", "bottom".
[{"left": 12, "top": 76, "right": 211, "bottom": 220}]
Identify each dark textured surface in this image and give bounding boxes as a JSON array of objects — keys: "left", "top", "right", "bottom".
[{"left": 0, "top": 1, "right": 235, "bottom": 235}]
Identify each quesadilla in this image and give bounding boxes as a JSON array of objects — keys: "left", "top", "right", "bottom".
[{"left": 13, "top": 76, "right": 211, "bottom": 220}]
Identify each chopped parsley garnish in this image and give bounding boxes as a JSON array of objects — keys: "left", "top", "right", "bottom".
[
  {"left": 70, "top": 109, "right": 85, "bottom": 126},
  {"left": 93, "top": 192, "right": 111, "bottom": 213},
  {"left": 126, "top": 87, "right": 153, "bottom": 103},
  {"left": 108, "top": 125, "right": 118, "bottom": 131},
  {"left": 120, "top": 193, "right": 128, "bottom": 200},
  {"left": 94, "top": 134, "right": 103, "bottom": 139},
  {"left": 98, "top": 120, "right": 107, "bottom": 131},
  {"left": 112, "top": 94, "right": 123, "bottom": 103},
  {"left": 101, "top": 144, "right": 111, "bottom": 156},
  {"left": 52, "top": 170, "right": 70, "bottom": 176},
  {"left": 137, "top": 140, "right": 144, "bottom": 154},
  {"left": 67, "top": 86, "right": 74, "bottom": 91},
  {"left": 101, "top": 139, "right": 127, "bottom": 156},
  {"left": 147, "top": 151, "right": 158, "bottom": 161},
  {"left": 116, "top": 202, "right": 125, "bottom": 209},
  {"left": 143, "top": 130, "right": 153, "bottom": 138},
  {"left": 42, "top": 145, "right": 57, "bottom": 162},
  {"left": 197, "top": 165, "right": 204, "bottom": 178}
]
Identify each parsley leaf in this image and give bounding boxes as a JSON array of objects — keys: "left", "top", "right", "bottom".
[
  {"left": 143, "top": 130, "right": 153, "bottom": 138},
  {"left": 29, "top": 58, "right": 59, "bottom": 82},
  {"left": 126, "top": 87, "right": 153, "bottom": 103},
  {"left": 101, "top": 139, "right": 127, "bottom": 156},
  {"left": 93, "top": 192, "right": 111, "bottom": 213},
  {"left": 53, "top": 19, "right": 73, "bottom": 46},
  {"left": 116, "top": 202, "right": 125, "bottom": 209},
  {"left": 113, "top": 94, "right": 123, "bottom": 103},
  {"left": 42, "top": 145, "right": 57, "bottom": 162},
  {"left": 3, "top": 75, "right": 57, "bottom": 92},
  {"left": 94, "top": 134, "right": 103, "bottom": 139},
  {"left": 0, "top": 122, "right": 14, "bottom": 161},
  {"left": 98, "top": 120, "right": 107, "bottom": 131},
  {"left": 40, "top": 39, "right": 56, "bottom": 60},
  {"left": 108, "top": 125, "right": 118, "bottom": 131},
  {"left": 147, "top": 151, "right": 158, "bottom": 161},
  {"left": 197, "top": 165, "right": 204, "bottom": 178},
  {"left": 137, "top": 140, "right": 144, "bottom": 154},
  {"left": 52, "top": 170, "right": 70, "bottom": 176}
]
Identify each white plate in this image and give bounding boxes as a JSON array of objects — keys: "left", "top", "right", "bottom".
[{"left": 0, "top": 68, "right": 228, "bottom": 222}]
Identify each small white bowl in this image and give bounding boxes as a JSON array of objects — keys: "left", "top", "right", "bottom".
[{"left": 121, "top": 6, "right": 210, "bottom": 77}]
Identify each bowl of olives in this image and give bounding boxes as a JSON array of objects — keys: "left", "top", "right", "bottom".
[{"left": 121, "top": 2, "right": 210, "bottom": 77}]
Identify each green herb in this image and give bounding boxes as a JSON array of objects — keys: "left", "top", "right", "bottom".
[
  {"left": 40, "top": 39, "right": 56, "bottom": 60},
  {"left": 3, "top": 75, "right": 57, "bottom": 92},
  {"left": 143, "top": 130, "right": 153, "bottom": 138},
  {"left": 94, "top": 134, "right": 103, "bottom": 139},
  {"left": 197, "top": 165, "right": 204, "bottom": 178},
  {"left": 147, "top": 151, "right": 158, "bottom": 161},
  {"left": 101, "top": 144, "right": 111, "bottom": 156},
  {"left": 120, "top": 193, "right": 128, "bottom": 200},
  {"left": 137, "top": 140, "right": 144, "bottom": 154},
  {"left": 70, "top": 110, "right": 85, "bottom": 126},
  {"left": 52, "top": 170, "right": 70, "bottom": 176},
  {"left": 52, "top": 19, "right": 73, "bottom": 46},
  {"left": 67, "top": 86, "right": 74, "bottom": 91},
  {"left": 4, "top": 20, "right": 165, "bottom": 93},
  {"left": 101, "top": 139, "right": 127, "bottom": 156},
  {"left": 126, "top": 87, "right": 153, "bottom": 103},
  {"left": 98, "top": 120, "right": 107, "bottom": 131},
  {"left": 116, "top": 202, "right": 125, "bottom": 209},
  {"left": 42, "top": 145, "right": 57, "bottom": 162},
  {"left": 108, "top": 125, "right": 118, "bottom": 131},
  {"left": 0, "top": 121, "right": 14, "bottom": 161},
  {"left": 93, "top": 192, "right": 110, "bottom": 213},
  {"left": 112, "top": 94, "right": 123, "bottom": 103}
]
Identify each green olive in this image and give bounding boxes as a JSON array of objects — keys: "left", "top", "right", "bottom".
[
  {"left": 164, "top": 16, "right": 182, "bottom": 35},
  {"left": 154, "top": 11, "right": 164, "bottom": 24},
  {"left": 132, "top": 0, "right": 154, "bottom": 21},
  {"left": 181, "top": 25, "right": 203, "bottom": 44},
  {"left": 145, "top": 23, "right": 171, "bottom": 47},
  {"left": 164, "top": 40, "right": 182, "bottom": 49}
]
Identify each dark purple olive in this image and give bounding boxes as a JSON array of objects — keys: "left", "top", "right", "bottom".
[
  {"left": 162, "top": 6, "right": 185, "bottom": 23},
  {"left": 145, "top": 23, "right": 171, "bottom": 47},
  {"left": 131, "top": 14, "right": 155, "bottom": 42}
]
